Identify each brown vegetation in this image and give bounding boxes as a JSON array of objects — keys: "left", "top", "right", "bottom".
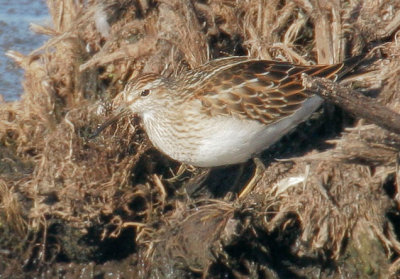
[{"left": 1, "top": 0, "right": 400, "bottom": 278}]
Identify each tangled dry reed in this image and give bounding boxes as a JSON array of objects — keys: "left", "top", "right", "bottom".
[{"left": 1, "top": 0, "right": 400, "bottom": 278}]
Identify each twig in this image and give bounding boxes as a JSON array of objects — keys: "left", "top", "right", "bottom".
[{"left": 302, "top": 75, "right": 400, "bottom": 135}]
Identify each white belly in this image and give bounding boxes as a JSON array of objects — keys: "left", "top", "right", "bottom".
[{"left": 142, "top": 96, "right": 323, "bottom": 167}]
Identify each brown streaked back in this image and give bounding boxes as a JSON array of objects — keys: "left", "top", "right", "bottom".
[{"left": 190, "top": 58, "right": 351, "bottom": 124}]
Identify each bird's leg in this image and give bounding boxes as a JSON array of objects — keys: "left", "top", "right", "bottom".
[
  {"left": 183, "top": 168, "right": 211, "bottom": 196},
  {"left": 238, "top": 157, "right": 266, "bottom": 199},
  {"left": 166, "top": 163, "right": 198, "bottom": 183},
  {"left": 166, "top": 164, "right": 211, "bottom": 196}
]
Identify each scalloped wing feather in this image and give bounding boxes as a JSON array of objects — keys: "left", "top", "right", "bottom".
[{"left": 192, "top": 59, "right": 345, "bottom": 124}]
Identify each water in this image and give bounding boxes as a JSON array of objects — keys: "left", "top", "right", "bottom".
[{"left": 0, "top": 0, "right": 49, "bottom": 101}]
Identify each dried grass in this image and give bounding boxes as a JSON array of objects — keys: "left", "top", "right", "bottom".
[{"left": 1, "top": 0, "right": 400, "bottom": 278}]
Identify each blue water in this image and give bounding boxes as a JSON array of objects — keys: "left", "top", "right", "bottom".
[{"left": 0, "top": 0, "right": 49, "bottom": 101}]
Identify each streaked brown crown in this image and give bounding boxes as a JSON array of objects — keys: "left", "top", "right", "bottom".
[{"left": 175, "top": 57, "right": 346, "bottom": 125}]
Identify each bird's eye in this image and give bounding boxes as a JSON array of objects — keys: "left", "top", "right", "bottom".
[{"left": 141, "top": 89, "right": 150, "bottom": 97}]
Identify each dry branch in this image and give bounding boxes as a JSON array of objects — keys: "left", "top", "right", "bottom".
[{"left": 302, "top": 75, "right": 400, "bottom": 135}]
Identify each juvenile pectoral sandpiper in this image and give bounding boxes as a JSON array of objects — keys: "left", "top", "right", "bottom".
[{"left": 93, "top": 56, "right": 356, "bottom": 169}]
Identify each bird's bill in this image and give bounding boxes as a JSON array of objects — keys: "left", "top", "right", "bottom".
[{"left": 90, "top": 106, "right": 130, "bottom": 139}]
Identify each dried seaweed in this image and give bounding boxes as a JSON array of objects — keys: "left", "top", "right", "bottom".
[{"left": 1, "top": 0, "right": 400, "bottom": 278}]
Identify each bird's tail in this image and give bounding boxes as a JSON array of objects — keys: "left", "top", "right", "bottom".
[{"left": 300, "top": 54, "right": 366, "bottom": 82}]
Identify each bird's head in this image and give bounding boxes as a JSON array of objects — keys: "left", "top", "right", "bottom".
[{"left": 91, "top": 73, "right": 171, "bottom": 138}]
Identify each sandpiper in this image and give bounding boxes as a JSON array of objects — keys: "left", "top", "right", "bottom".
[{"left": 93, "top": 56, "right": 355, "bottom": 168}]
